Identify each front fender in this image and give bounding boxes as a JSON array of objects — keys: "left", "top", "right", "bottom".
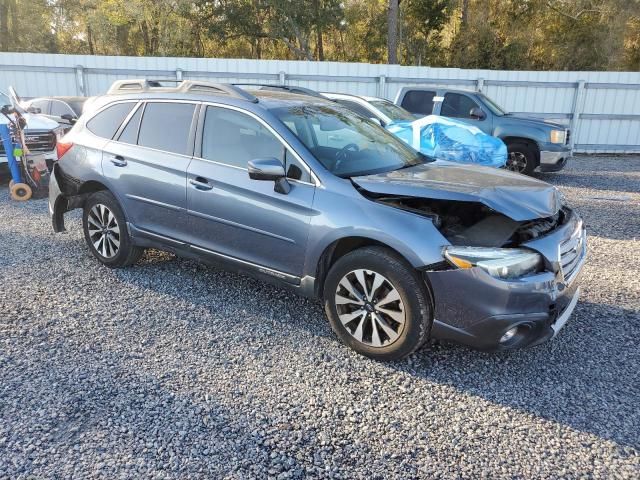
[
  {"left": 493, "top": 123, "right": 549, "bottom": 145},
  {"left": 304, "top": 188, "right": 450, "bottom": 276}
]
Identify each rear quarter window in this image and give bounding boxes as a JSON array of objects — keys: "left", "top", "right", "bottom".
[{"left": 86, "top": 102, "right": 136, "bottom": 139}]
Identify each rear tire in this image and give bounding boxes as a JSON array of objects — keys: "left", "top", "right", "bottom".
[
  {"left": 506, "top": 142, "right": 537, "bottom": 175},
  {"left": 323, "top": 246, "right": 432, "bottom": 361},
  {"left": 82, "top": 191, "right": 143, "bottom": 268}
]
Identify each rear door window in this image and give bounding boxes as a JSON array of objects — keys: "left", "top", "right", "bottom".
[
  {"left": 400, "top": 90, "right": 435, "bottom": 115},
  {"left": 441, "top": 93, "right": 479, "bottom": 119},
  {"left": 137, "top": 102, "right": 196, "bottom": 155},
  {"left": 87, "top": 102, "right": 136, "bottom": 139}
]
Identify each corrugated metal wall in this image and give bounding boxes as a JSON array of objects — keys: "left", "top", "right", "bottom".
[{"left": 1, "top": 52, "right": 639, "bottom": 153}]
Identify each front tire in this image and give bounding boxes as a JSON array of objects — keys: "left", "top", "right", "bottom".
[
  {"left": 82, "top": 191, "right": 142, "bottom": 268},
  {"left": 323, "top": 247, "right": 432, "bottom": 361},
  {"left": 506, "top": 142, "right": 537, "bottom": 175}
]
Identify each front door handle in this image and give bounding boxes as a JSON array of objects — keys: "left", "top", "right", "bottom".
[
  {"left": 189, "top": 177, "right": 213, "bottom": 191},
  {"left": 109, "top": 155, "right": 127, "bottom": 167}
]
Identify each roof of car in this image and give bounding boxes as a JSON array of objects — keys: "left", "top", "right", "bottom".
[
  {"left": 29, "top": 96, "right": 88, "bottom": 103},
  {"left": 99, "top": 79, "right": 335, "bottom": 110},
  {"left": 322, "top": 92, "right": 385, "bottom": 103}
]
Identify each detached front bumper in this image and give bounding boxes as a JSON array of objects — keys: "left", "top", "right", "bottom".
[{"left": 426, "top": 218, "right": 587, "bottom": 351}]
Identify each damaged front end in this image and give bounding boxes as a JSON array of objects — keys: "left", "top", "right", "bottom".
[
  {"left": 366, "top": 194, "right": 567, "bottom": 249},
  {"left": 353, "top": 165, "right": 586, "bottom": 351}
]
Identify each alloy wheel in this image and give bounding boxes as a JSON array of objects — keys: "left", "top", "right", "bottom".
[
  {"left": 334, "top": 269, "right": 406, "bottom": 348},
  {"left": 87, "top": 204, "right": 120, "bottom": 258},
  {"left": 506, "top": 152, "right": 528, "bottom": 172}
]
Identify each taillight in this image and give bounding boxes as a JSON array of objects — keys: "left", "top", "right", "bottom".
[{"left": 56, "top": 140, "right": 73, "bottom": 160}]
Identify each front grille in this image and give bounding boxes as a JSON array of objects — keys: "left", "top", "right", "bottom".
[
  {"left": 0, "top": 129, "right": 56, "bottom": 155},
  {"left": 559, "top": 223, "right": 585, "bottom": 283},
  {"left": 565, "top": 129, "right": 571, "bottom": 146}
]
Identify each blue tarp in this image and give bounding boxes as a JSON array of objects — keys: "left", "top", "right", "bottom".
[{"left": 386, "top": 115, "right": 507, "bottom": 168}]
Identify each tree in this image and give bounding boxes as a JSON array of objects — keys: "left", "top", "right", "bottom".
[
  {"left": 401, "top": 0, "right": 450, "bottom": 65},
  {"left": 387, "top": 0, "right": 399, "bottom": 63}
]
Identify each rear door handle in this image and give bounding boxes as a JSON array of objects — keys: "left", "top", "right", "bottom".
[
  {"left": 189, "top": 177, "right": 213, "bottom": 191},
  {"left": 109, "top": 155, "right": 127, "bottom": 167}
]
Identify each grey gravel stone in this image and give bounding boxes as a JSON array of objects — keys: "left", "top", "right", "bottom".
[{"left": 0, "top": 155, "right": 638, "bottom": 479}]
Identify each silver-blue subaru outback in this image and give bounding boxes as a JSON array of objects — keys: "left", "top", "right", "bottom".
[{"left": 49, "top": 80, "right": 586, "bottom": 361}]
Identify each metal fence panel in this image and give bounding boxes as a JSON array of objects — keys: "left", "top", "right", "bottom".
[{"left": 1, "top": 52, "right": 639, "bottom": 153}]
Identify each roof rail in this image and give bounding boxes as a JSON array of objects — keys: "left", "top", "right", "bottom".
[
  {"left": 233, "top": 83, "right": 328, "bottom": 99},
  {"left": 106, "top": 79, "right": 258, "bottom": 103}
]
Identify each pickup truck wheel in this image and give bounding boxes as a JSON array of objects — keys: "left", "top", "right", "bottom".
[
  {"left": 82, "top": 191, "right": 143, "bottom": 268},
  {"left": 323, "top": 246, "right": 432, "bottom": 361},
  {"left": 506, "top": 142, "right": 536, "bottom": 175}
]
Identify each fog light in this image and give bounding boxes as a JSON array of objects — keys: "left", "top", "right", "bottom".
[{"left": 500, "top": 327, "right": 518, "bottom": 343}]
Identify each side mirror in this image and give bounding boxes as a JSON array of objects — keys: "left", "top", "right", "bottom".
[
  {"left": 369, "top": 117, "right": 383, "bottom": 126},
  {"left": 60, "top": 113, "right": 75, "bottom": 122},
  {"left": 469, "top": 107, "right": 486, "bottom": 120},
  {"left": 248, "top": 157, "right": 290, "bottom": 194},
  {"left": 27, "top": 106, "right": 41, "bottom": 114}
]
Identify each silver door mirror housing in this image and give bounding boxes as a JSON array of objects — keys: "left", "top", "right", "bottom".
[
  {"left": 248, "top": 157, "right": 291, "bottom": 194},
  {"left": 248, "top": 157, "right": 286, "bottom": 181}
]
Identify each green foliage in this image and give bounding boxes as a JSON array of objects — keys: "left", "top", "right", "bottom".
[{"left": 0, "top": 0, "right": 638, "bottom": 70}]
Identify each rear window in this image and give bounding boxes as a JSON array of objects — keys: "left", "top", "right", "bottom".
[
  {"left": 86, "top": 102, "right": 135, "bottom": 139},
  {"left": 400, "top": 90, "right": 435, "bottom": 115},
  {"left": 137, "top": 102, "right": 196, "bottom": 155}
]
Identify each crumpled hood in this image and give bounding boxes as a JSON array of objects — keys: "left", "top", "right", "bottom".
[{"left": 352, "top": 161, "right": 562, "bottom": 221}]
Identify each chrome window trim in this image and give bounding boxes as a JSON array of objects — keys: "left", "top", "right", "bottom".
[{"left": 198, "top": 101, "right": 321, "bottom": 187}]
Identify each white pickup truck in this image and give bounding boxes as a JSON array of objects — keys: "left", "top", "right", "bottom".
[{"left": 1, "top": 89, "right": 63, "bottom": 172}]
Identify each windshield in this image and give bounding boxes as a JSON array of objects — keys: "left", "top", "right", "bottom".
[
  {"left": 271, "top": 103, "right": 426, "bottom": 178},
  {"left": 369, "top": 100, "right": 415, "bottom": 122},
  {"left": 478, "top": 93, "right": 507, "bottom": 116}
]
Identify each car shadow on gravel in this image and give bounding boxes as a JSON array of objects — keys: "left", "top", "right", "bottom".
[
  {"left": 110, "top": 253, "right": 640, "bottom": 452},
  {"left": 393, "top": 299, "right": 640, "bottom": 451}
]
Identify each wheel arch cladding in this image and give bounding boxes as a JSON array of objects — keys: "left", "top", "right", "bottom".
[{"left": 314, "top": 237, "right": 415, "bottom": 298}]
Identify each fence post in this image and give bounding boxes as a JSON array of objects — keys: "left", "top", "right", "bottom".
[
  {"left": 279, "top": 71, "right": 286, "bottom": 85},
  {"left": 75, "top": 65, "right": 85, "bottom": 96},
  {"left": 377, "top": 75, "right": 386, "bottom": 98},
  {"left": 176, "top": 68, "right": 183, "bottom": 82},
  {"left": 476, "top": 77, "right": 484, "bottom": 92},
  {"left": 570, "top": 80, "right": 585, "bottom": 152}
]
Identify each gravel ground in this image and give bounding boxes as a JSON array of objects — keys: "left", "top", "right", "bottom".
[{"left": 0, "top": 156, "right": 638, "bottom": 479}]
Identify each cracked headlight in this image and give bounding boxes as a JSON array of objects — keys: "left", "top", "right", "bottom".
[{"left": 443, "top": 246, "right": 542, "bottom": 279}]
